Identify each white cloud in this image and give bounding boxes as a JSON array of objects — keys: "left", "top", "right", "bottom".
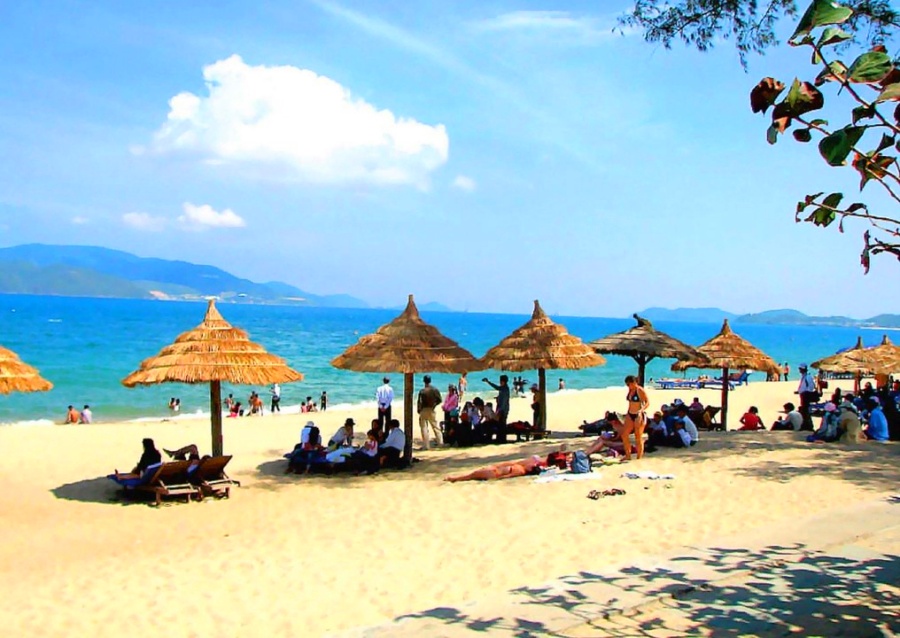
[
  {"left": 452, "top": 175, "right": 476, "bottom": 192},
  {"left": 149, "top": 55, "right": 449, "bottom": 187},
  {"left": 122, "top": 212, "right": 166, "bottom": 232},
  {"left": 71, "top": 216, "right": 89, "bottom": 225},
  {"left": 474, "top": 11, "right": 618, "bottom": 43},
  {"left": 177, "top": 203, "right": 245, "bottom": 230}
]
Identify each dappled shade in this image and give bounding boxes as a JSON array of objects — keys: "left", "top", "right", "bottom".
[
  {"left": 480, "top": 300, "right": 605, "bottom": 431},
  {"left": 122, "top": 299, "right": 303, "bottom": 455},
  {"left": 0, "top": 344, "right": 52, "bottom": 394},
  {"left": 671, "top": 319, "right": 780, "bottom": 430},
  {"left": 589, "top": 314, "right": 707, "bottom": 386},
  {"left": 331, "top": 294, "right": 483, "bottom": 461}
]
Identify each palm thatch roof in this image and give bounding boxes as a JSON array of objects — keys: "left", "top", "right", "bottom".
[
  {"left": 866, "top": 335, "right": 900, "bottom": 374},
  {"left": 480, "top": 300, "right": 606, "bottom": 371},
  {"left": 590, "top": 314, "right": 703, "bottom": 360},
  {"left": 122, "top": 299, "right": 304, "bottom": 387},
  {"left": 0, "top": 345, "right": 52, "bottom": 394},
  {"left": 331, "top": 294, "right": 482, "bottom": 374},
  {"left": 671, "top": 319, "right": 779, "bottom": 374},
  {"left": 812, "top": 336, "right": 883, "bottom": 375}
]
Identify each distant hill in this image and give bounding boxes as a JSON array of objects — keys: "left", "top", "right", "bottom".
[
  {"left": 638, "top": 306, "right": 900, "bottom": 328},
  {"left": 638, "top": 307, "right": 738, "bottom": 323},
  {"left": 0, "top": 244, "right": 369, "bottom": 307}
]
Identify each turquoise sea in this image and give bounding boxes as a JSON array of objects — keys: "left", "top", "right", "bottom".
[{"left": 0, "top": 294, "right": 887, "bottom": 425}]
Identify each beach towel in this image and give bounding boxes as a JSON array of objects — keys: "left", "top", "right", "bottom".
[
  {"left": 534, "top": 470, "right": 603, "bottom": 484},
  {"left": 621, "top": 471, "right": 676, "bottom": 480}
]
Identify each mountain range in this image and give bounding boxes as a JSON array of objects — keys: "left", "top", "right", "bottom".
[
  {"left": 638, "top": 307, "right": 900, "bottom": 328},
  {"left": 0, "top": 244, "right": 369, "bottom": 307}
]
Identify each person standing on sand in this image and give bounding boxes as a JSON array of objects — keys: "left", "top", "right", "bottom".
[
  {"left": 79, "top": 405, "right": 93, "bottom": 424},
  {"left": 458, "top": 372, "right": 467, "bottom": 400},
  {"left": 558, "top": 378, "right": 566, "bottom": 390},
  {"left": 375, "top": 377, "right": 394, "bottom": 432},
  {"left": 783, "top": 362, "right": 790, "bottom": 382},
  {"left": 416, "top": 375, "right": 443, "bottom": 449},
  {"left": 796, "top": 364, "right": 817, "bottom": 431},
  {"left": 270, "top": 384, "right": 281, "bottom": 413},
  {"left": 64, "top": 405, "right": 79, "bottom": 424},
  {"left": 623, "top": 375, "right": 650, "bottom": 460},
  {"left": 320, "top": 391, "right": 327, "bottom": 411},
  {"left": 482, "top": 375, "right": 510, "bottom": 443}
]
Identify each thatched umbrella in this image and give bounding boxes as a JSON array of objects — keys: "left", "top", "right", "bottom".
[
  {"left": 866, "top": 335, "right": 900, "bottom": 375},
  {"left": 812, "top": 336, "right": 883, "bottom": 392},
  {"left": 331, "top": 294, "right": 483, "bottom": 461},
  {"left": 0, "top": 345, "right": 52, "bottom": 394},
  {"left": 122, "top": 299, "right": 303, "bottom": 456},
  {"left": 588, "top": 314, "right": 708, "bottom": 387},
  {"left": 479, "top": 300, "right": 605, "bottom": 433},
  {"left": 671, "top": 319, "right": 779, "bottom": 430}
]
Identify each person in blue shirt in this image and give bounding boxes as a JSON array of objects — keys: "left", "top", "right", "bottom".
[{"left": 864, "top": 397, "right": 889, "bottom": 441}]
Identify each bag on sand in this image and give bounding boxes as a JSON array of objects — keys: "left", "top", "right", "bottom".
[{"left": 571, "top": 450, "right": 592, "bottom": 474}]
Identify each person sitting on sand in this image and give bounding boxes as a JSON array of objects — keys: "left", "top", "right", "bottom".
[
  {"left": 738, "top": 406, "right": 765, "bottom": 431},
  {"left": 838, "top": 400, "right": 864, "bottom": 442},
  {"left": 79, "top": 405, "right": 93, "bottom": 424},
  {"left": 584, "top": 413, "right": 628, "bottom": 456},
  {"left": 772, "top": 402, "right": 802, "bottom": 431},
  {"left": 64, "top": 405, "right": 79, "bottom": 424},
  {"left": 228, "top": 401, "right": 243, "bottom": 418},
  {"left": 286, "top": 423, "right": 325, "bottom": 474},
  {"left": 807, "top": 402, "right": 840, "bottom": 443},
  {"left": 379, "top": 419, "right": 406, "bottom": 468},
  {"left": 351, "top": 430, "right": 380, "bottom": 475},
  {"left": 646, "top": 411, "right": 669, "bottom": 446},
  {"left": 863, "top": 397, "right": 889, "bottom": 441},
  {"left": 328, "top": 418, "right": 355, "bottom": 450},
  {"left": 444, "top": 455, "right": 546, "bottom": 482},
  {"left": 689, "top": 397, "right": 704, "bottom": 412},
  {"left": 673, "top": 405, "right": 699, "bottom": 447}
]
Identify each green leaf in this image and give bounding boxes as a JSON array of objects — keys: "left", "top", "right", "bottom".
[
  {"left": 815, "top": 61, "right": 848, "bottom": 86},
  {"left": 817, "top": 26, "right": 852, "bottom": 47},
  {"left": 809, "top": 206, "right": 836, "bottom": 226},
  {"left": 819, "top": 126, "right": 865, "bottom": 165},
  {"left": 793, "top": 128, "right": 813, "bottom": 142},
  {"left": 847, "top": 51, "right": 893, "bottom": 83},
  {"left": 822, "top": 192, "right": 843, "bottom": 208},
  {"left": 785, "top": 79, "right": 824, "bottom": 116},
  {"left": 852, "top": 104, "right": 876, "bottom": 123},
  {"left": 875, "top": 84, "right": 900, "bottom": 103},
  {"left": 767, "top": 124, "right": 780, "bottom": 145},
  {"left": 791, "top": 0, "right": 854, "bottom": 40}
]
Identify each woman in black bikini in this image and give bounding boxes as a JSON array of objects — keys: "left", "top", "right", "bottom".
[{"left": 623, "top": 375, "right": 650, "bottom": 460}]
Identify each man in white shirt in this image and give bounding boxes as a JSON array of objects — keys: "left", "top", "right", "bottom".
[
  {"left": 675, "top": 406, "right": 699, "bottom": 446},
  {"left": 796, "top": 364, "right": 817, "bottom": 431},
  {"left": 375, "top": 377, "right": 394, "bottom": 433},
  {"left": 379, "top": 419, "right": 406, "bottom": 468},
  {"left": 328, "top": 418, "right": 355, "bottom": 449},
  {"left": 79, "top": 405, "right": 93, "bottom": 424},
  {"left": 773, "top": 402, "right": 803, "bottom": 431},
  {"left": 270, "top": 383, "right": 281, "bottom": 413}
]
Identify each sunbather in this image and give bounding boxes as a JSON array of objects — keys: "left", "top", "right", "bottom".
[
  {"left": 623, "top": 375, "right": 650, "bottom": 460},
  {"left": 113, "top": 438, "right": 162, "bottom": 481},
  {"left": 444, "top": 455, "right": 546, "bottom": 482}
]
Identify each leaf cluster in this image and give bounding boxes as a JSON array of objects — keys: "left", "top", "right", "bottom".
[
  {"left": 749, "top": 0, "right": 900, "bottom": 272},
  {"left": 620, "top": 0, "right": 898, "bottom": 67}
]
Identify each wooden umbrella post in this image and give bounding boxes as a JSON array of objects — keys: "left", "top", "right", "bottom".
[
  {"left": 210, "top": 380, "right": 223, "bottom": 457},
  {"left": 538, "top": 367, "right": 547, "bottom": 433},
  {"left": 720, "top": 366, "right": 729, "bottom": 431},
  {"left": 404, "top": 373, "right": 414, "bottom": 463},
  {"left": 636, "top": 354, "right": 651, "bottom": 388}
]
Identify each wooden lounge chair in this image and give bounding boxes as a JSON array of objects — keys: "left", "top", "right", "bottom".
[
  {"left": 190, "top": 455, "right": 241, "bottom": 498},
  {"left": 135, "top": 460, "right": 201, "bottom": 506}
]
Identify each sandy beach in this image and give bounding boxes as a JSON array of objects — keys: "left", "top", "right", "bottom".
[{"left": 1, "top": 380, "right": 897, "bottom": 637}]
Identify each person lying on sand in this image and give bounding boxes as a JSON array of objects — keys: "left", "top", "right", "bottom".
[{"left": 444, "top": 455, "right": 546, "bottom": 482}]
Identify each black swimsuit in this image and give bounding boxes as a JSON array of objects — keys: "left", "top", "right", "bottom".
[{"left": 627, "top": 388, "right": 643, "bottom": 420}]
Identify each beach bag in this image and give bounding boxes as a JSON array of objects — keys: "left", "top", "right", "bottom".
[{"left": 571, "top": 450, "right": 592, "bottom": 474}]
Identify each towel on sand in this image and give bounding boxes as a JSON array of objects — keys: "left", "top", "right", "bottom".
[{"left": 534, "top": 471, "right": 603, "bottom": 484}]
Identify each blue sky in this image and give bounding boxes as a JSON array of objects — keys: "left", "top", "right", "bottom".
[{"left": 0, "top": 1, "right": 895, "bottom": 318}]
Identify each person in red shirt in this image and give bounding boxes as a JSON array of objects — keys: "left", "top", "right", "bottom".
[{"left": 738, "top": 406, "right": 765, "bottom": 431}]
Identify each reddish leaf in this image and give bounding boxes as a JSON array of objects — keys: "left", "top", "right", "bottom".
[{"left": 751, "top": 78, "right": 785, "bottom": 113}]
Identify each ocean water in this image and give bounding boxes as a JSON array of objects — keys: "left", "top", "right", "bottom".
[{"left": 0, "top": 294, "right": 884, "bottom": 425}]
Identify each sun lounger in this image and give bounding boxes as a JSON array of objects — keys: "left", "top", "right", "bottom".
[
  {"left": 654, "top": 378, "right": 699, "bottom": 390},
  {"left": 109, "top": 461, "right": 200, "bottom": 505},
  {"left": 190, "top": 455, "right": 241, "bottom": 498}
]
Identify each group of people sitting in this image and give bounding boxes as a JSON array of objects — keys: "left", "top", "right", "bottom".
[
  {"left": 284, "top": 417, "right": 407, "bottom": 476},
  {"left": 444, "top": 397, "right": 508, "bottom": 445}
]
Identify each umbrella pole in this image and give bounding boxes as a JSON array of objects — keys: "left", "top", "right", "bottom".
[
  {"left": 404, "top": 373, "right": 414, "bottom": 463},
  {"left": 210, "top": 380, "right": 223, "bottom": 456},
  {"left": 720, "top": 366, "right": 729, "bottom": 431},
  {"left": 635, "top": 354, "right": 653, "bottom": 387},
  {"left": 538, "top": 367, "right": 547, "bottom": 433}
]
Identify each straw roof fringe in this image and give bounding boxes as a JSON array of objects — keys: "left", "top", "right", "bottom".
[
  {"left": 331, "top": 295, "right": 482, "bottom": 373},
  {"left": 589, "top": 314, "right": 707, "bottom": 362},
  {"left": 0, "top": 345, "right": 53, "bottom": 394},
  {"left": 479, "top": 300, "right": 606, "bottom": 371},
  {"left": 866, "top": 335, "right": 900, "bottom": 374},
  {"left": 812, "top": 336, "right": 882, "bottom": 374},
  {"left": 671, "top": 319, "right": 780, "bottom": 373},
  {"left": 122, "top": 300, "right": 303, "bottom": 386}
]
